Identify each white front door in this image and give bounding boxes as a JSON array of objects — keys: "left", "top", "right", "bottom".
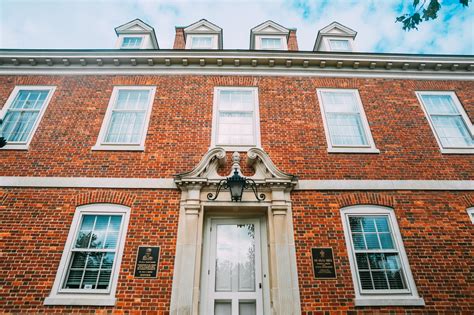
[{"left": 206, "top": 218, "right": 264, "bottom": 315}]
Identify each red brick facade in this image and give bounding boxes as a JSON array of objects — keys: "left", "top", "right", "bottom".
[{"left": 0, "top": 60, "right": 473, "bottom": 313}]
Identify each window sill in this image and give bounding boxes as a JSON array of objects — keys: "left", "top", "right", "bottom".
[
  {"left": 440, "top": 148, "right": 474, "bottom": 154},
  {"left": 0, "top": 144, "right": 29, "bottom": 150},
  {"left": 355, "top": 297, "right": 425, "bottom": 307},
  {"left": 92, "top": 145, "right": 145, "bottom": 152},
  {"left": 44, "top": 296, "right": 116, "bottom": 306},
  {"left": 327, "top": 147, "right": 380, "bottom": 154}
]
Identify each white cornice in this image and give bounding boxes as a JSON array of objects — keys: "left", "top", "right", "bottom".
[
  {"left": 1, "top": 177, "right": 473, "bottom": 190},
  {"left": 0, "top": 50, "right": 472, "bottom": 79}
]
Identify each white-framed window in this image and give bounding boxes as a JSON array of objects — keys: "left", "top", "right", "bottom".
[
  {"left": 416, "top": 91, "right": 473, "bottom": 154},
  {"left": 317, "top": 89, "right": 379, "bottom": 153},
  {"left": 328, "top": 39, "right": 351, "bottom": 51},
  {"left": 121, "top": 36, "right": 143, "bottom": 49},
  {"left": 186, "top": 34, "right": 218, "bottom": 49},
  {"left": 211, "top": 87, "right": 261, "bottom": 151},
  {"left": 92, "top": 86, "right": 156, "bottom": 151},
  {"left": 255, "top": 35, "right": 287, "bottom": 50},
  {"left": 0, "top": 86, "right": 56, "bottom": 150},
  {"left": 340, "top": 205, "right": 424, "bottom": 306},
  {"left": 44, "top": 204, "right": 130, "bottom": 306},
  {"left": 467, "top": 208, "right": 474, "bottom": 224}
]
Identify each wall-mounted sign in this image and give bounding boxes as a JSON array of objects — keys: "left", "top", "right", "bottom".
[
  {"left": 311, "top": 247, "right": 336, "bottom": 279},
  {"left": 134, "top": 246, "right": 160, "bottom": 278}
]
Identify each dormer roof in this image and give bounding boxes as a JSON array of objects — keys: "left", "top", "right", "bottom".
[
  {"left": 182, "top": 19, "right": 223, "bottom": 49},
  {"left": 115, "top": 19, "right": 159, "bottom": 49},
  {"left": 250, "top": 20, "right": 291, "bottom": 49},
  {"left": 313, "top": 21, "right": 357, "bottom": 51}
]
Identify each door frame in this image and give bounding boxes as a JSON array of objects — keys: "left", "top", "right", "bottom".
[{"left": 200, "top": 214, "right": 270, "bottom": 315}]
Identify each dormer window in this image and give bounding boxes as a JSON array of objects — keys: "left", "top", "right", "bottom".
[
  {"left": 260, "top": 37, "right": 283, "bottom": 50},
  {"left": 114, "top": 19, "right": 159, "bottom": 50},
  {"left": 328, "top": 39, "right": 350, "bottom": 51},
  {"left": 181, "top": 19, "right": 223, "bottom": 50},
  {"left": 121, "top": 37, "right": 143, "bottom": 49},
  {"left": 314, "top": 22, "right": 357, "bottom": 52},
  {"left": 250, "top": 20, "right": 293, "bottom": 51}
]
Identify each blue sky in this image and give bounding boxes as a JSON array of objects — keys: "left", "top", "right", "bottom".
[{"left": 0, "top": 0, "right": 472, "bottom": 54}]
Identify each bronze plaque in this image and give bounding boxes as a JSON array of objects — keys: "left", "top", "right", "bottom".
[
  {"left": 134, "top": 246, "right": 160, "bottom": 278},
  {"left": 311, "top": 247, "right": 337, "bottom": 279}
]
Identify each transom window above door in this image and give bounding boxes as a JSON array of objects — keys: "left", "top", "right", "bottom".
[{"left": 212, "top": 87, "right": 261, "bottom": 151}]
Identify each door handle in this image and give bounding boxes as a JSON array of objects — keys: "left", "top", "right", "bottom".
[{"left": 259, "top": 283, "right": 262, "bottom": 289}]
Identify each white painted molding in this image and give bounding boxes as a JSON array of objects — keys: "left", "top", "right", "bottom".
[
  {"left": 296, "top": 180, "right": 474, "bottom": 190},
  {"left": 1, "top": 177, "right": 473, "bottom": 190},
  {"left": 0, "top": 177, "right": 176, "bottom": 189}
]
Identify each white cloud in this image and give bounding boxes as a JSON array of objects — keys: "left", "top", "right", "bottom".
[{"left": 0, "top": 0, "right": 472, "bottom": 54}]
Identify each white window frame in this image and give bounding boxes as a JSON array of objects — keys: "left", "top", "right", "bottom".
[
  {"left": 317, "top": 88, "right": 379, "bottom": 153},
  {"left": 211, "top": 87, "right": 261, "bottom": 151},
  {"left": 467, "top": 207, "right": 474, "bottom": 224},
  {"left": 0, "top": 85, "right": 56, "bottom": 150},
  {"left": 44, "top": 204, "right": 130, "bottom": 306},
  {"left": 185, "top": 34, "right": 218, "bottom": 49},
  {"left": 92, "top": 86, "right": 156, "bottom": 151},
  {"left": 120, "top": 35, "right": 145, "bottom": 49},
  {"left": 416, "top": 91, "right": 474, "bottom": 154},
  {"left": 340, "top": 205, "right": 424, "bottom": 306},
  {"left": 255, "top": 35, "right": 288, "bottom": 50}
]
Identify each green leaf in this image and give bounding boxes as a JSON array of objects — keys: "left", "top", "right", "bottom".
[{"left": 460, "top": 0, "right": 469, "bottom": 6}]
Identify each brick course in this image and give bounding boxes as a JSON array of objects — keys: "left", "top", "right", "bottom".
[
  {"left": 0, "top": 189, "right": 472, "bottom": 313},
  {"left": 0, "top": 75, "right": 472, "bottom": 179}
]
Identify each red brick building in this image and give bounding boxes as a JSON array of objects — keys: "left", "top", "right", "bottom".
[{"left": 0, "top": 19, "right": 473, "bottom": 314}]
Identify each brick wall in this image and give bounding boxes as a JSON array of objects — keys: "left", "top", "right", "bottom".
[
  {"left": 0, "top": 188, "right": 472, "bottom": 313},
  {"left": 0, "top": 75, "right": 472, "bottom": 180},
  {"left": 292, "top": 190, "right": 474, "bottom": 313},
  {"left": 0, "top": 188, "right": 180, "bottom": 313}
]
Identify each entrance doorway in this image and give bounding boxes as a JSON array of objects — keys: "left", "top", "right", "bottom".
[{"left": 202, "top": 218, "right": 266, "bottom": 315}]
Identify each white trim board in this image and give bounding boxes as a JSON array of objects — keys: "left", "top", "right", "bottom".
[{"left": 1, "top": 177, "right": 473, "bottom": 190}]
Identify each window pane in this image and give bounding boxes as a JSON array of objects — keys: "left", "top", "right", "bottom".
[
  {"left": 431, "top": 115, "right": 473, "bottom": 147},
  {"left": 122, "top": 37, "right": 142, "bottom": 48},
  {"left": 64, "top": 270, "right": 83, "bottom": 289},
  {"left": 368, "top": 253, "right": 384, "bottom": 269},
  {"left": 82, "top": 270, "right": 99, "bottom": 289},
  {"left": 261, "top": 38, "right": 282, "bottom": 49},
  {"left": 214, "top": 301, "right": 232, "bottom": 315},
  {"left": 365, "top": 233, "right": 380, "bottom": 249},
  {"left": 191, "top": 36, "right": 212, "bottom": 48},
  {"left": 115, "top": 90, "right": 149, "bottom": 110},
  {"left": 86, "top": 252, "right": 103, "bottom": 269},
  {"left": 374, "top": 217, "right": 390, "bottom": 232},
  {"left": 359, "top": 271, "right": 373, "bottom": 290},
  {"left": 421, "top": 95, "right": 459, "bottom": 114},
  {"left": 327, "top": 113, "right": 368, "bottom": 146},
  {"left": 322, "top": 92, "right": 358, "bottom": 112},
  {"left": 105, "top": 112, "right": 146, "bottom": 144},
  {"left": 387, "top": 270, "right": 406, "bottom": 289},
  {"left": 2, "top": 111, "right": 39, "bottom": 142},
  {"left": 329, "top": 39, "right": 350, "bottom": 51},
  {"left": 90, "top": 216, "right": 109, "bottom": 249},
  {"left": 349, "top": 216, "right": 362, "bottom": 232},
  {"left": 10, "top": 90, "right": 48, "bottom": 109},
  {"left": 239, "top": 301, "right": 257, "bottom": 315},
  {"left": 372, "top": 271, "right": 389, "bottom": 289},
  {"left": 70, "top": 252, "right": 87, "bottom": 269},
  {"left": 355, "top": 253, "right": 369, "bottom": 269},
  {"left": 361, "top": 217, "right": 376, "bottom": 232},
  {"left": 352, "top": 233, "right": 366, "bottom": 250},
  {"left": 379, "top": 233, "right": 394, "bottom": 249}
]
